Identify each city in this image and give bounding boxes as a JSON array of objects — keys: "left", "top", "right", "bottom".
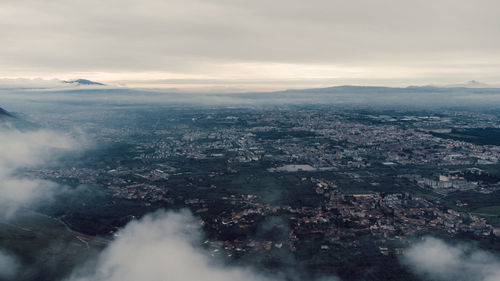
[{"left": 22, "top": 105, "right": 500, "bottom": 280}]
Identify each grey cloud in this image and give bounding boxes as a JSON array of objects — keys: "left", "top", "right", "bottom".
[
  {"left": 0, "top": 0, "right": 499, "bottom": 85},
  {"left": 402, "top": 237, "right": 500, "bottom": 281},
  {"left": 0, "top": 250, "right": 20, "bottom": 279}
]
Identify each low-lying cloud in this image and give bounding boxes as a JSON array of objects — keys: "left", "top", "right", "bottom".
[
  {"left": 0, "top": 250, "right": 19, "bottom": 279},
  {"left": 67, "top": 210, "right": 340, "bottom": 281},
  {"left": 0, "top": 127, "right": 78, "bottom": 217},
  {"left": 67, "top": 210, "right": 275, "bottom": 281},
  {"left": 403, "top": 237, "right": 500, "bottom": 281},
  {"left": 0, "top": 78, "right": 110, "bottom": 90}
]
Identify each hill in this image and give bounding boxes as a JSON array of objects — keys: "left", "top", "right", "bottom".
[
  {"left": 0, "top": 107, "right": 13, "bottom": 118},
  {"left": 63, "top": 79, "right": 105, "bottom": 86}
]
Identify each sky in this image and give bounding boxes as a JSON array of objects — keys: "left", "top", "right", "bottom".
[{"left": 1, "top": 0, "right": 500, "bottom": 91}]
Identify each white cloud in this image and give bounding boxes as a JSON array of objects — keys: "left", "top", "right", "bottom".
[
  {"left": 403, "top": 237, "right": 500, "bottom": 281},
  {"left": 68, "top": 210, "right": 273, "bottom": 281},
  {"left": 67, "top": 210, "right": 339, "bottom": 281},
  {"left": 0, "top": 78, "right": 68, "bottom": 89},
  {"left": 0, "top": 127, "right": 79, "bottom": 217},
  {"left": 0, "top": 78, "right": 113, "bottom": 90}
]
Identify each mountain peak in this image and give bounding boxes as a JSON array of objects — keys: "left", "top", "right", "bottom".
[{"left": 63, "top": 79, "right": 105, "bottom": 86}]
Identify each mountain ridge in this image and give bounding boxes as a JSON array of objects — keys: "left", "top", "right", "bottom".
[
  {"left": 63, "top": 79, "right": 105, "bottom": 86},
  {"left": 279, "top": 85, "right": 499, "bottom": 94},
  {"left": 0, "top": 107, "right": 13, "bottom": 118}
]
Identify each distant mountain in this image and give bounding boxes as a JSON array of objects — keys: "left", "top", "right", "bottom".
[
  {"left": 232, "top": 84, "right": 500, "bottom": 109},
  {"left": 63, "top": 79, "right": 105, "bottom": 86},
  {"left": 444, "top": 80, "right": 492, "bottom": 88},
  {"left": 0, "top": 107, "right": 13, "bottom": 118},
  {"left": 275, "top": 84, "right": 500, "bottom": 95},
  {"left": 0, "top": 106, "right": 40, "bottom": 129},
  {"left": 281, "top": 85, "right": 459, "bottom": 94}
]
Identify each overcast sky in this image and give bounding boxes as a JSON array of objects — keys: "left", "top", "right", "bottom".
[{"left": 1, "top": 0, "right": 499, "bottom": 90}]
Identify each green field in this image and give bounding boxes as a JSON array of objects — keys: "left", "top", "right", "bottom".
[{"left": 474, "top": 205, "right": 500, "bottom": 215}]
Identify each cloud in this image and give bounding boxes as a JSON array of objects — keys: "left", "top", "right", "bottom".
[
  {"left": 0, "top": 78, "right": 112, "bottom": 90},
  {"left": 67, "top": 210, "right": 340, "bottom": 281},
  {"left": 1, "top": 0, "right": 500, "bottom": 86},
  {"left": 0, "top": 78, "right": 68, "bottom": 89},
  {"left": 402, "top": 237, "right": 500, "bottom": 281},
  {"left": 0, "top": 250, "right": 20, "bottom": 279},
  {"left": 67, "top": 210, "right": 273, "bottom": 281},
  {"left": 0, "top": 127, "right": 79, "bottom": 217}
]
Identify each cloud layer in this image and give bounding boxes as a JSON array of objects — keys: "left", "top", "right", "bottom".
[
  {"left": 0, "top": 127, "right": 78, "bottom": 217},
  {"left": 403, "top": 237, "right": 500, "bottom": 281},
  {"left": 1, "top": 0, "right": 500, "bottom": 86},
  {"left": 67, "top": 210, "right": 279, "bottom": 281}
]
